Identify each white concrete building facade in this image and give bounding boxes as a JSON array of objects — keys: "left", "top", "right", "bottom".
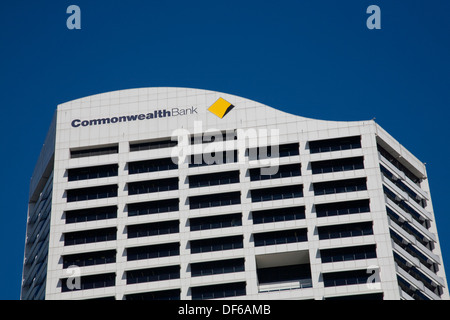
[{"left": 21, "top": 87, "right": 449, "bottom": 300}]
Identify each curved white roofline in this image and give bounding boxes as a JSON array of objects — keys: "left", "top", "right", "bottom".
[{"left": 58, "top": 86, "right": 370, "bottom": 125}]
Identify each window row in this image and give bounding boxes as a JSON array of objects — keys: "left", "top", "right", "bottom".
[
  {"left": 249, "top": 163, "right": 301, "bottom": 181},
  {"left": 383, "top": 186, "right": 430, "bottom": 229},
  {"left": 390, "top": 230, "right": 437, "bottom": 273},
  {"left": 189, "top": 192, "right": 241, "bottom": 209},
  {"left": 386, "top": 206, "right": 434, "bottom": 251},
  {"left": 68, "top": 164, "right": 118, "bottom": 181},
  {"left": 380, "top": 165, "right": 423, "bottom": 206},
  {"left": 190, "top": 130, "right": 237, "bottom": 145},
  {"left": 189, "top": 170, "right": 239, "bottom": 188},
  {"left": 61, "top": 272, "right": 115, "bottom": 292},
  {"left": 66, "top": 160, "right": 366, "bottom": 204},
  {"left": 64, "top": 227, "right": 117, "bottom": 246},
  {"left": 59, "top": 267, "right": 378, "bottom": 294},
  {"left": 66, "top": 185, "right": 118, "bottom": 202},
  {"left": 313, "top": 178, "right": 367, "bottom": 196},
  {"left": 320, "top": 245, "right": 377, "bottom": 263},
  {"left": 62, "top": 250, "right": 116, "bottom": 269},
  {"left": 377, "top": 144, "right": 421, "bottom": 184},
  {"left": 190, "top": 258, "right": 245, "bottom": 277},
  {"left": 126, "top": 281, "right": 247, "bottom": 300},
  {"left": 253, "top": 228, "right": 307, "bottom": 247},
  {"left": 315, "top": 199, "right": 370, "bottom": 218},
  {"left": 252, "top": 206, "right": 305, "bottom": 224},
  {"left": 322, "top": 269, "right": 373, "bottom": 288},
  {"left": 127, "top": 265, "right": 180, "bottom": 285},
  {"left": 70, "top": 145, "right": 118, "bottom": 159},
  {"left": 188, "top": 150, "right": 238, "bottom": 167},
  {"left": 128, "top": 177, "right": 178, "bottom": 195},
  {"left": 251, "top": 185, "right": 303, "bottom": 202},
  {"left": 62, "top": 220, "right": 374, "bottom": 248},
  {"left": 393, "top": 253, "right": 442, "bottom": 296},
  {"left": 66, "top": 157, "right": 364, "bottom": 186},
  {"left": 189, "top": 213, "right": 242, "bottom": 231},
  {"left": 246, "top": 143, "right": 300, "bottom": 160},
  {"left": 130, "top": 138, "right": 177, "bottom": 152},
  {"left": 127, "top": 220, "right": 179, "bottom": 239},
  {"left": 69, "top": 135, "right": 362, "bottom": 160},
  {"left": 64, "top": 199, "right": 369, "bottom": 225},
  {"left": 311, "top": 156, "right": 364, "bottom": 175},
  {"left": 318, "top": 222, "right": 373, "bottom": 240},
  {"left": 309, "top": 136, "right": 361, "bottom": 154}
]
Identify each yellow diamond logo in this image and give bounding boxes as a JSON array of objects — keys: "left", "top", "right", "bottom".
[{"left": 208, "top": 98, "right": 235, "bottom": 119}]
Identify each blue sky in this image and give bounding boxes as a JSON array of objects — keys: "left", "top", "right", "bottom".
[{"left": 1, "top": 0, "right": 449, "bottom": 299}]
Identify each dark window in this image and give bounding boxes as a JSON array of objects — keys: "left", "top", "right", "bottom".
[
  {"left": 125, "top": 289, "right": 181, "bottom": 300},
  {"left": 190, "top": 235, "right": 243, "bottom": 254},
  {"left": 279, "top": 143, "right": 300, "bottom": 157},
  {"left": 66, "top": 185, "right": 118, "bottom": 202},
  {"left": 313, "top": 178, "right": 367, "bottom": 196},
  {"left": 251, "top": 185, "right": 303, "bottom": 202},
  {"left": 189, "top": 171, "right": 239, "bottom": 188},
  {"left": 311, "top": 157, "right": 364, "bottom": 174},
  {"left": 390, "top": 230, "right": 436, "bottom": 272},
  {"left": 68, "top": 164, "right": 118, "bottom": 182},
  {"left": 397, "top": 276, "right": 430, "bottom": 300},
  {"left": 130, "top": 138, "right": 177, "bottom": 152},
  {"left": 250, "top": 163, "right": 301, "bottom": 181},
  {"left": 318, "top": 222, "right": 373, "bottom": 240},
  {"left": 190, "top": 130, "right": 237, "bottom": 144},
  {"left": 70, "top": 145, "right": 118, "bottom": 159},
  {"left": 85, "top": 296, "right": 116, "bottom": 301},
  {"left": 65, "top": 206, "right": 117, "bottom": 224},
  {"left": 378, "top": 144, "right": 421, "bottom": 184},
  {"left": 380, "top": 165, "right": 424, "bottom": 207},
  {"left": 64, "top": 227, "right": 117, "bottom": 246},
  {"left": 386, "top": 207, "right": 431, "bottom": 249},
  {"left": 61, "top": 273, "right": 115, "bottom": 292},
  {"left": 394, "top": 253, "right": 441, "bottom": 296},
  {"left": 191, "top": 258, "right": 245, "bottom": 277},
  {"left": 252, "top": 206, "right": 305, "bottom": 224},
  {"left": 383, "top": 186, "right": 429, "bottom": 229},
  {"left": 320, "top": 245, "right": 377, "bottom": 263},
  {"left": 127, "top": 265, "right": 180, "bottom": 284},
  {"left": 247, "top": 143, "right": 299, "bottom": 160},
  {"left": 257, "top": 264, "right": 312, "bottom": 285},
  {"left": 128, "top": 157, "right": 178, "bottom": 174},
  {"left": 191, "top": 282, "right": 246, "bottom": 300},
  {"left": 127, "top": 242, "right": 180, "bottom": 261},
  {"left": 62, "top": 250, "right": 116, "bottom": 269},
  {"left": 127, "top": 220, "right": 179, "bottom": 238},
  {"left": 189, "top": 192, "right": 241, "bottom": 209},
  {"left": 309, "top": 136, "right": 361, "bottom": 154},
  {"left": 189, "top": 150, "right": 238, "bottom": 167},
  {"left": 128, "top": 178, "right": 178, "bottom": 195},
  {"left": 189, "top": 213, "right": 242, "bottom": 231},
  {"left": 315, "top": 200, "right": 370, "bottom": 218},
  {"left": 253, "top": 228, "right": 307, "bottom": 247},
  {"left": 323, "top": 269, "right": 371, "bottom": 287},
  {"left": 127, "top": 198, "right": 179, "bottom": 217}
]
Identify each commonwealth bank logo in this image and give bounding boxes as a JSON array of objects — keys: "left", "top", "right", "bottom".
[{"left": 208, "top": 98, "right": 235, "bottom": 119}]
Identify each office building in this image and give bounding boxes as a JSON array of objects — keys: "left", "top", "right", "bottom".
[{"left": 21, "top": 87, "right": 449, "bottom": 300}]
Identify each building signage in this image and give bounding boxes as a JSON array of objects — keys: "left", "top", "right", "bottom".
[{"left": 71, "top": 106, "right": 198, "bottom": 128}]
